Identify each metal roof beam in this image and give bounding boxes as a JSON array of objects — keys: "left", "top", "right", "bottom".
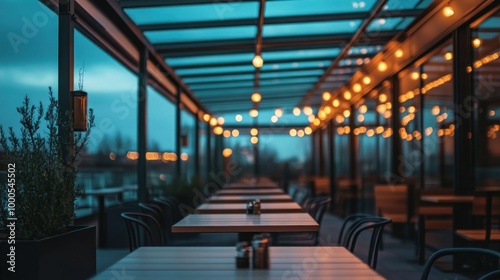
[
  {"left": 120, "top": 0, "right": 257, "bottom": 8},
  {"left": 156, "top": 32, "right": 396, "bottom": 56},
  {"left": 139, "top": 9, "right": 423, "bottom": 31}
]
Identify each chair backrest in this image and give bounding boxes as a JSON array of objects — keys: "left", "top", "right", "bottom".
[
  {"left": 337, "top": 214, "right": 372, "bottom": 245},
  {"left": 374, "top": 184, "right": 410, "bottom": 223},
  {"left": 306, "top": 196, "right": 331, "bottom": 225},
  {"left": 294, "top": 187, "right": 310, "bottom": 208},
  {"left": 121, "top": 212, "right": 164, "bottom": 252},
  {"left": 343, "top": 216, "right": 392, "bottom": 269},
  {"left": 421, "top": 248, "right": 500, "bottom": 280}
]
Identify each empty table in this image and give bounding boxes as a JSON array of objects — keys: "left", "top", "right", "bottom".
[
  {"left": 195, "top": 202, "right": 302, "bottom": 214},
  {"left": 224, "top": 182, "right": 278, "bottom": 189},
  {"left": 216, "top": 189, "right": 284, "bottom": 196},
  {"left": 207, "top": 194, "right": 293, "bottom": 204},
  {"left": 93, "top": 246, "right": 385, "bottom": 279},
  {"left": 172, "top": 213, "right": 318, "bottom": 239}
]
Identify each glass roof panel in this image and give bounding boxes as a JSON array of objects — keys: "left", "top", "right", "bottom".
[
  {"left": 145, "top": 26, "right": 256, "bottom": 44},
  {"left": 263, "top": 48, "right": 341, "bottom": 60},
  {"left": 263, "top": 20, "right": 362, "bottom": 38},
  {"left": 265, "top": 0, "right": 376, "bottom": 17},
  {"left": 261, "top": 60, "right": 331, "bottom": 71},
  {"left": 367, "top": 17, "right": 414, "bottom": 32},
  {"left": 196, "top": 84, "right": 312, "bottom": 96},
  {"left": 384, "top": 0, "right": 420, "bottom": 10},
  {"left": 260, "top": 69, "right": 324, "bottom": 79},
  {"left": 184, "top": 74, "right": 254, "bottom": 84},
  {"left": 124, "top": 2, "right": 259, "bottom": 25},
  {"left": 259, "top": 77, "right": 318, "bottom": 86},
  {"left": 190, "top": 81, "right": 254, "bottom": 91},
  {"left": 167, "top": 53, "right": 254, "bottom": 67},
  {"left": 177, "top": 65, "right": 255, "bottom": 76}
]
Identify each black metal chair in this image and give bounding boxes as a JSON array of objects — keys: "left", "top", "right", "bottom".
[
  {"left": 337, "top": 213, "right": 372, "bottom": 245},
  {"left": 273, "top": 196, "right": 331, "bottom": 246},
  {"left": 139, "top": 202, "right": 169, "bottom": 243},
  {"left": 121, "top": 212, "right": 164, "bottom": 252},
  {"left": 420, "top": 248, "right": 500, "bottom": 280},
  {"left": 342, "top": 216, "right": 392, "bottom": 269}
]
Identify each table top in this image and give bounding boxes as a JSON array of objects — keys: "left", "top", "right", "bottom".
[
  {"left": 475, "top": 187, "right": 500, "bottom": 194},
  {"left": 172, "top": 213, "right": 319, "bottom": 233},
  {"left": 224, "top": 182, "right": 279, "bottom": 189},
  {"left": 93, "top": 246, "right": 385, "bottom": 280},
  {"left": 421, "top": 195, "right": 474, "bottom": 203},
  {"left": 195, "top": 202, "right": 302, "bottom": 214},
  {"left": 216, "top": 189, "right": 284, "bottom": 196},
  {"left": 207, "top": 194, "right": 294, "bottom": 204}
]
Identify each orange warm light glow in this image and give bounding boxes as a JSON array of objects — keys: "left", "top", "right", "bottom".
[
  {"left": 332, "top": 99, "right": 340, "bottom": 107},
  {"left": 378, "top": 61, "right": 388, "bottom": 72},
  {"left": 343, "top": 91, "right": 352, "bottom": 100},
  {"left": 322, "top": 91, "right": 331, "bottom": 101},
  {"left": 181, "top": 153, "right": 189, "bottom": 161},
  {"left": 394, "top": 49, "right": 403, "bottom": 58},
  {"left": 126, "top": 151, "right": 179, "bottom": 162},
  {"left": 251, "top": 92, "right": 262, "bottom": 103},
  {"left": 442, "top": 5, "right": 454, "bottom": 17},
  {"left": 222, "top": 148, "right": 233, "bottom": 157}
]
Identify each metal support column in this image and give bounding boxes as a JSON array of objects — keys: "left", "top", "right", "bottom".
[
  {"left": 58, "top": 0, "right": 74, "bottom": 167},
  {"left": 311, "top": 131, "right": 317, "bottom": 176},
  {"left": 175, "top": 85, "right": 182, "bottom": 182},
  {"left": 348, "top": 105, "right": 357, "bottom": 182},
  {"left": 328, "top": 120, "right": 336, "bottom": 210},
  {"left": 137, "top": 47, "right": 148, "bottom": 203},
  {"left": 390, "top": 75, "right": 403, "bottom": 183},
  {"left": 194, "top": 112, "right": 200, "bottom": 182},
  {"left": 319, "top": 127, "right": 325, "bottom": 176},
  {"left": 206, "top": 122, "right": 212, "bottom": 178},
  {"left": 452, "top": 25, "right": 474, "bottom": 268}
]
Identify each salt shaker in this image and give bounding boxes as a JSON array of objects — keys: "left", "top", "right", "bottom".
[
  {"left": 252, "top": 235, "right": 269, "bottom": 269},
  {"left": 235, "top": 242, "right": 250, "bottom": 268},
  {"left": 253, "top": 199, "right": 261, "bottom": 215},
  {"left": 246, "top": 200, "right": 254, "bottom": 214}
]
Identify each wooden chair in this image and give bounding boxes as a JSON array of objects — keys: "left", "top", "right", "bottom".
[
  {"left": 374, "top": 184, "right": 413, "bottom": 239},
  {"left": 455, "top": 196, "right": 500, "bottom": 243}
]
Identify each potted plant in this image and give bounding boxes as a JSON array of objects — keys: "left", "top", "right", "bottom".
[{"left": 0, "top": 87, "right": 96, "bottom": 279}]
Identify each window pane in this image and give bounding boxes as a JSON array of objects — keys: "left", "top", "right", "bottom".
[
  {"left": 472, "top": 11, "right": 500, "bottom": 187},
  {"left": 145, "top": 26, "right": 256, "bottom": 44},
  {"left": 125, "top": 2, "right": 259, "bottom": 25}
]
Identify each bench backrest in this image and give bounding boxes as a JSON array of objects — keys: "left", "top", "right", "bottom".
[{"left": 374, "top": 184, "right": 410, "bottom": 223}]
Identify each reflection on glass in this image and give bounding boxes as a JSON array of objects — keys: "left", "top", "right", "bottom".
[{"left": 473, "top": 11, "right": 500, "bottom": 187}]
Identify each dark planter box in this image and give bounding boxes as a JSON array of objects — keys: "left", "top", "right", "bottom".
[{"left": 0, "top": 225, "right": 96, "bottom": 280}]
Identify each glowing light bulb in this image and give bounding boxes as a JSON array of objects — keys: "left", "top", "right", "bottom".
[
  {"left": 444, "top": 52, "right": 453, "bottom": 60},
  {"left": 344, "top": 91, "right": 352, "bottom": 100},
  {"left": 394, "top": 49, "right": 403, "bottom": 58},
  {"left": 352, "top": 83, "right": 362, "bottom": 93},
  {"left": 442, "top": 5, "right": 454, "bottom": 17},
  {"left": 293, "top": 107, "right": 301, "bottom": 116},
  {"left": 322, "top": 91, "right": 331, "bottom": 101},
  {"left": 332, "top": 99, "right": 340, "bottom": 107},
  {"left": 303, "top": 106, "right": 313, "bottom": 116},
  {"left": 472, "top": 37, "right": 482, "bottom": 48},
  {"left": 249, "top": 109, "right": 258, "bottom": 117},
  {"left": 362, "top": 76, "right": 371, "bottom": 85},
  {"left": 235, "top": 114, "right": 242, "bottom": 122},
  {"left": 251, "top": 92, "right": 262, "bottom": 103},
  {"left": 274, "top": 108, "right": 283, "bottom": 117},
  {"left": 252, "top": 55, "right": 263, "bottom": 68},
  {"left": 378, "top": 61, "right": 388, "bottom": 72},
  {"left": 289, "top": 129, "right": 297, "bottom": 137}
]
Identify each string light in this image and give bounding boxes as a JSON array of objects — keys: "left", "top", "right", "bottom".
[
  {"left": 378, "top": 61, "right": 388, "bottom": 72},
  {"left": 442, "top": 2, "right": 455, "bottom": 17},
  {"left": 322, "top": 92, "right": 331, "bottom": 101},
  {"left": 394, "top": 49, "right": 403, "bottom": 58},
  {"left": 293, "top": 107, "right": 301, "bottom": 116},
  {"left": 252, "top": 55, "right": 263, "bottom": 68},
  {"left": 251, "top": 92, "right": 262, "bottom": 103}
]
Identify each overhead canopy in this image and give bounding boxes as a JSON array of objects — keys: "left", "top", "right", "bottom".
[{"left": 118, "top": 0, "right": 433, "bottom": 115}]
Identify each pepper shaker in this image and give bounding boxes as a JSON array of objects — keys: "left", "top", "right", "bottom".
[
  {"left": 253, "top": 199, "right": 261, "bottom": 215},
  {"left": 252, "top": 235, "right": 269, "bottom": 269}
]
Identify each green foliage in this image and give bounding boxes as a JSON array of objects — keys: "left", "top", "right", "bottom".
[{"left": 0, "top": 87, "right": 94, "bottom": 239}]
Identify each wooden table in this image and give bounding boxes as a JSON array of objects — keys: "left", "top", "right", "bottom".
[
  {"left": 172, "top": 213, "right": 318, "bottom": 240},
  {"left": 82, "top": 185, "right": 137, "bottom": 248},
  {"left": 93, "top": 246, "right": 385, "bottom": 279},
  {"left": 216, "top": 189, "right": 284, "bottom": 196},
  {"left": 474, "top": 187, "right": 500, "bottom": 242},
  {"left": 195, "top": 202, "right": 302, "bottom": 214},
  {"left": 207, "top": 194, "right": 293, "bottom": 204},
  {"left": 224, "top": 182, "right": 278, "bottom": 189}
]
